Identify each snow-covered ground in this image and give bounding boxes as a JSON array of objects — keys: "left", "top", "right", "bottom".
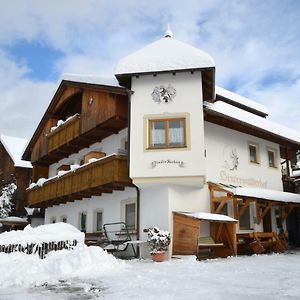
[{"left": 0, "top": 245, "right": 300, "bottom": 299}]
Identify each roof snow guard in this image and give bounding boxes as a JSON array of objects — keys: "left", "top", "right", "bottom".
[{"left": 115, "top": 34, "right": 215, "bottom": 76}]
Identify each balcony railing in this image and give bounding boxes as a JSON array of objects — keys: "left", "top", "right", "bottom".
[
  {"left": 47, "top": 114, "right": 81, "bottom": 153},
  {"left": 27, "top": 155, "right": 132, "bottom": 208}
]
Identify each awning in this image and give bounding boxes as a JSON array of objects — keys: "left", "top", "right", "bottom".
[
  {"left": 209, "top": 182, "right": 300, "bottom": 204},
  {"left": 175, "top": 211, "right": 237, "bottom": 223}
]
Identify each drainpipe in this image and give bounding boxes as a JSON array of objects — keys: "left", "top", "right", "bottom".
[{"left": 126, "top": 89, "right": 140, "bottom": 257}]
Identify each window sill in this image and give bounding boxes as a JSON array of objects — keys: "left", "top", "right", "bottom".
[{"left": 146, "top": 146, "right": 187, "bottom": 150}]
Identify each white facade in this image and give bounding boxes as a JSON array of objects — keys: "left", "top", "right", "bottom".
[{"left": 130, "top": 71, "right": 206, "bottom": 183}]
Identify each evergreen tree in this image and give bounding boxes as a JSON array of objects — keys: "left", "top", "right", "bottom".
[{"left": 0, "top": 183, "right": 17, "bottom": 218}]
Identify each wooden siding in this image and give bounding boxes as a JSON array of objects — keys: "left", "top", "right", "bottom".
[
  {"left": 30, "top": 86, "right": 128, "bottom": 165},
  {"left": 27, "top": 155, "right": 132, "bottom": 208}
]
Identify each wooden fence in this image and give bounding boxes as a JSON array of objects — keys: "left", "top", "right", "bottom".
[{"left": 0, "top": 240, "right": 78, "bottom": 259}]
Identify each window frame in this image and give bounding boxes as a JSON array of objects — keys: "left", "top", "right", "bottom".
[
  {"left": 248, "top": 142, "right": 260, "bottom": 164},
  {"left": 78, "top": 211, "right": 87, "bottom": 233},
  {"left": 93, "top": 209, "right": 103, "bottom": 232},
  {"left": 147, "top": 117, "right": 187, "bottom": 150},
  {"left": 60, "top": 215, "right": 67, "bottom": 223},
  {"left": 121, "top": 199, "right": 137, "bottom": 231},
  {"left": 267, "top": 148, "right": 277, "bottom": 168}
]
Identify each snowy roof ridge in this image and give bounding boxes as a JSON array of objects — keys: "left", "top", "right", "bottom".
[
  {"left": 115, "top": 36, "right": 215, "bottom": 76},
  {"left": 215, "top": 86, "right": 269, "bottom": 117},
  {"left": 0, "top": 135, "right": 32, "bottom": 168},
  {"left": 204, "top": 101, "right": 300, "bottom": 145},
  {"left": 60, "top": 73, "right": 122, "bottom": 88}
]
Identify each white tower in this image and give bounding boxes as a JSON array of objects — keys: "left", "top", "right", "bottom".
[{"left": 116, "top": 29, "right": 215, "bottom": 256}]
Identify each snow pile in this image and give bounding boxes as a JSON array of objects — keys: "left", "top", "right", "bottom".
[
  {"left": 50, "top": 114, "right": 78, "bottom": 133},
  {"left": 0, "top": 244, "right": 123, "bottom": 289},
  {"left": 36, "top": 177, "right": 47, "bottom": 187},
  {"left": 0, "top": 223, "right": 85, "bottom": 246}
]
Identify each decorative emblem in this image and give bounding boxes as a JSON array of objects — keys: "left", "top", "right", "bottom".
[
  {"left": 223, "top": 146, "right": 239, "bottom": 171},
  {"left": 151, "top": 85, "right": 176, "bottom": 103}
]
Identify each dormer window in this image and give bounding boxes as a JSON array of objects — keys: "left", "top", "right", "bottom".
[{"left": 148, "top": 118, "right": 186, "bottom": 149}]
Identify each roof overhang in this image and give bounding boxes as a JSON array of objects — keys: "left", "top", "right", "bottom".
[
  {"left": 208, "top": 182, "right": 300, "bottom": 205},
  {"left": 174, "top": 211, "right": 237, "bottom": 223}
]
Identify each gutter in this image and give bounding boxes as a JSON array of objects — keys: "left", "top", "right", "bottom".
[{"left": 126, "top": 89, "right": 140, "bottom": 258}]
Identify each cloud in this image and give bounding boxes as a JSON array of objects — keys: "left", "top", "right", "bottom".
[{"left": 0, "top": 0, "right": 299, "bottom": 140}]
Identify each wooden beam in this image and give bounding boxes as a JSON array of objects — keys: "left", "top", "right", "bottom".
[
  {"left": 215, "top": 199, "right": 227, "bottom": 214},
  {"left": 257, "top": 202, "right": 273, "bottom": 224},
  {"left": 239, "top": 199, "right": 251, "bottom": 218}
]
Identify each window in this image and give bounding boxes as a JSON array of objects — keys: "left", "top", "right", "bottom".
[
  {"left": 95, "top": 211, "right": 103, "bottom": 232},
  {"left": 125, "top": 203, "right": 136, "bottom": 230},
  {"left": 267, "top": 149, "right": 277, "bottom": 168},
  {"left": 148, "top": 118, "right": 186, "bottom": 149},
  {"left": 79, "top": 212, "right": 87, "bottom": 232},
  {"left": 238, "top": 204, "right": 252, "bottom": 230},
  {"left": 248, "top": 143, "right": 259, "bottom": 164},
  {"left": 60, "top": 216, "right": 67, "bottom": 223}
]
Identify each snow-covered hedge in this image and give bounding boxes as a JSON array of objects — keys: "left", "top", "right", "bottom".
[{"left": 0, "top": 223, "right": 85, "bottom": 258}]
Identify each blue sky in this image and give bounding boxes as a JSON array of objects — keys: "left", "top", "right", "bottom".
[{"left": 0, "top": 0, "right": 299, "bottom": 138}]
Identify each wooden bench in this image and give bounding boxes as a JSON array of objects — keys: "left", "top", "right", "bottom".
[
  {"left": 249, "top": 232, "right": 286, "bottom": 254},
  {"left": 197, "top": 236, "right": 224, "bottom": 260}
]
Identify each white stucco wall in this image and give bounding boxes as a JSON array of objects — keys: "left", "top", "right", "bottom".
[
  {"left": 204, "top": 122, "right": 282, "bottom": 190},
  {"left": 45, "top": 187, "right": 137, "bottom": 233},
  {"left": 130, "top": 71, "right": 205, "bottom": 181}
]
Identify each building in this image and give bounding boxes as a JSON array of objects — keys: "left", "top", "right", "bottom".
[
  {"left": 23, "top": 30, "right": 300, "bottom": 257},
  {"left": 0, "top": 135, "right": 32, "bottom": 217}
]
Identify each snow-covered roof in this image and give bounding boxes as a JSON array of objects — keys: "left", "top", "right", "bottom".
[
  {"left": 0, "top": 135, "right": 32, "bottom": 168},
  {"left": 204, "top": 101, "right": 300, "bottom": 145},
  {"left": 0, "top": 223, "right": 85, "bottom": 246},
  {"left": 211, "top": 182, "right": 300, "bottom": 204},
  {"left": 216, "top": 86, "right": 269, "bottom": 117},
  {"left": 0, "top": 216, "right": 28, "bottom": 224},
  {"left": 115, "top": 35, "right": 215, "bottom": 76},
  {"left": 61, "top": 73, "right": 121, "bottom": 88},
  {"left": 176, "top": 212, "right": 237, "bottom": 223}
]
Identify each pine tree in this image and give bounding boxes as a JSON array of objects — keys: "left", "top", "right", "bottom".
[{"left": 0, "top": 183, "right": 17, "bottom": 218}]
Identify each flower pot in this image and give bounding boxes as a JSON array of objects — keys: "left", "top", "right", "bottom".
[{"left": 151, "top": 251, "right": 165, "bottom": 262}]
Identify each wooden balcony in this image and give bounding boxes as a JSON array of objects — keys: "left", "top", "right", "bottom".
[
  {"left": 31, "top": 92, "right": 128, "bottom": 165},
  {"left": 27, "top": 155, "right": 133, "bottom": 208}
]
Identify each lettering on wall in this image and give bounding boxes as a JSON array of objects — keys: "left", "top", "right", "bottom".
[
  {"left": 151, "top": 159, "right": 185, "bottom": 168},
  {"left": 151, "top": 85, "right": 176, "bottom": 103},
  {"left": 220, "top": 170, "right": 268, "bottom": 188}
]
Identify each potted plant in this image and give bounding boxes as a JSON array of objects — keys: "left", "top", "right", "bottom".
[{"left": 147, "top": 227, "right": 171, "bottom": 262}]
